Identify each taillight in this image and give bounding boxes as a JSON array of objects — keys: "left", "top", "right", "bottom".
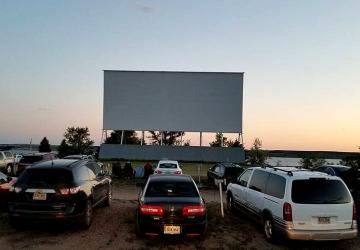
[
  {"left": 175, "top": 171, "right": 181, "bottom": 174},
  {"left": 353, "top": 203, "right": 357, "bottom": 220},
  {"left": 10, "top": 186, "right": 22, "bottom": 193},
  {"left": 155, "top": 170, "right": 162, "bottom": 174},
  {"left": 59, "top": 186, "right": 80, "bottom": 195},
  {"left": 140, "top": 205, "right": 164, "bottom": 216},
  {"left": 283, "top": 202, "right": 293, "bottom": 222},
  {"left": 183, "top": 205, "right": 206, "bottom": 216}
]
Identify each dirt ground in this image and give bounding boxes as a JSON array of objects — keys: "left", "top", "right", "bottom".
[{"left": 0, "top": 182, "right": 359, "bottom": 250}]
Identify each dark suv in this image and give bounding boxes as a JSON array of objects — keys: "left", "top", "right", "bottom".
[
  {"left": 16, "top": 153, "right": 57, "bottom": 175},
  {"left": 8, "top": 159, "right": 111, "bottom": 228}
]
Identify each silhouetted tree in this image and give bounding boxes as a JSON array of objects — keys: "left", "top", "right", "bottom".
[
  {"left": 246, "top": 138, "right": 267, "bottom": 165},
  {"left": 299, "top": 154, "right": 326, "bottom": 169},
  {"left": 38, "top": 137, "right": 51, "bottom": 152},
  {"left": 105, "top": 130, "right": 141, "bottom": 144},
  {"left": 57, "top": 139, "right": 72, "bottom": 158},
  {"left": 209, "top": 133, "right": 228, "bottom": 147},
  {"left": 63, "top": 127, "right": 94, "bottom": 154},
  {"left": 148, "top": 131, "right": 185, "bottom": 145}
]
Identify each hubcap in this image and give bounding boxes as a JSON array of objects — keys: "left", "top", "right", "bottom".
[{"left": 264, "top": 220, "right": 272, "bottom": 238}]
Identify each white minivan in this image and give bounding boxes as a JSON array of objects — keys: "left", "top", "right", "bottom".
[{"left": 227, "top": 166, "right": 357, "bottom": 241}]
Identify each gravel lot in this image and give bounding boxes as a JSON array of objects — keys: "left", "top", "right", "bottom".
[{"left": 0, "top": 181, "right": 359, "bottom": 250}]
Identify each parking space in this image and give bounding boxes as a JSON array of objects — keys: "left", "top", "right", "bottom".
[{"left": 0, "top": 182, "right": 359, "bottom": 250}]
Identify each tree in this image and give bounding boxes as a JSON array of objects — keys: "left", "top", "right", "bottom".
[
  {"left": 246, "top": 138, "right": 267, "bottom": 166},
  {"left": 209, "top": 133, "right": 228, "bottom": 147},
  {"left": 227, "top": 139, "right": 242, "bottom": 147},
  {"left": 63, "top": 127, "right": 94, "bottom": 154},
  {"left": 148, "top": 131, "right": 185, "bottom": 145},
  {"left": 340, "top": 155, "right": 360, "bottom": 170},
  {"left": 57, "top": 139, "right": 72, "bottom": 158},
  {"left": 299, "top": 154, "right": 326, "bottom": 169},
  {"left": 38, "top": 137, "right": 51, "bottom": 152},
  {"left": 105, "top": 130, "right": 141, "bottom": 145}
]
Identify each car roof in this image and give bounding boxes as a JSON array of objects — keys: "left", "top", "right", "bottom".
[
  {"left": 148, "top": 174, "right": 192, "bottom": 182},
  {"left": 29, "top": 159, "right": 87, "bottom": 170},
  {"left": 219, "top": 162, "right": 241, "bottom": 168},
  {"left": 157, "top": 160, "right": 179, "bottom": 164},
  {"left": 23, "top": 152, "right": 54, "bottom": 156}
]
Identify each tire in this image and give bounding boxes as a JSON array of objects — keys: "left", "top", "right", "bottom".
[
  {"left": 104, "top": 186, "right": 112, "bottom": 207},
  {"left": 80, "top": 199, "right": 92, "bottom": 229},
  {"left": 263, "top": 216, "right": 277, "bottom": 243},
  {"left": 135, "top": 210, "right": 144, "bottom": 237},
  {"left": 6, "top": 165, "right": 13, "bottom": 175},
  {"left": 227, "top": 194, "right": 235, "bottom": 212}
]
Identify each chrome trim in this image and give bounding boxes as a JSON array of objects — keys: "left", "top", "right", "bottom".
[{"left": 25, "top": 188, "right": 56, "bottom": 194}]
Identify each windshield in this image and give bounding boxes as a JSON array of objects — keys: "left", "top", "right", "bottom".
[
  {"left": 292, "top": 178, "right": 351, "bottom": 204},
  {"left": 145, "top": 181, "right": 198, "bottom": 197},
  {"left": 17, "top": 169, "right": 73, "bottom": 186},
  {"left": 159, "top": 163, "right": 177, "bottom": 169},
  {"left": 20, "top": 156, "right": 43, "bottom": 164}
]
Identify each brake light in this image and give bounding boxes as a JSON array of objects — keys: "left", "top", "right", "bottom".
[
  {"left": 140, "top": 205, "right": 164, "bottom": 216},
  {"left": 9, "top": 186, "right": 22, "bottom": 193},
  {"left": 183, "top": 205, "right": 206, "bottom": 216},
  {"left": 175, "top": 171, "right": 181, "bottom": 174},
  {"left": 283, "top": 202, "right": 293, "bottom": 222},
  {"left": 155, "top": 170, "right": 162, "bottom": 174},
  {"left": 59, "top": 186, "right": 80, "bottom": 195},
  {"left": 353, "top": 203, "right": 357, "bottom": 220}
]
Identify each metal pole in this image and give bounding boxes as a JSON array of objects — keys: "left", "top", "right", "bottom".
[
  {"left": 200, "top": 132, "right": 202, "bottom": 147},
  {"left": 180, "top": 133, "right": 183, "bottom": 146},
  {"left": 219, "top": 181, "right": 224, "bottom": 217},
  {"left": 160, "top": 131, "right": 163, "bottom": 145},
  {"left": 141, "top": 131, "right": 144, "bottom": 145},
  {"left": 121, "top": 130, "right": 124, "bottom": 145},
  {"left": 221, "top": 133, "right": 224, "bottom": 147}
]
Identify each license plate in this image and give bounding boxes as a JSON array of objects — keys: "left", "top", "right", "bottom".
[
  {"left": 164, "top": 225, "right": 181, "bottom": 235},
  {"left": 33, "top": 191, "right": 47, "bottom": 201},
  {"left": 318, "top": 217, "right": 330, "bottom": 224}
]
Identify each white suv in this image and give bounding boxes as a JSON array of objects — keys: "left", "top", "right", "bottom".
[
  {"left": 154, "top": 160, "right": 182, "bottom": 175},
  {"left": 227, "top": 166, "right": 357, "bottom": 241}
]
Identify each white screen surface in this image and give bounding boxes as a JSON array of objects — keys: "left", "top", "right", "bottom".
[{"left": 103, "top": 71, "right": 243, "bottom": 132}]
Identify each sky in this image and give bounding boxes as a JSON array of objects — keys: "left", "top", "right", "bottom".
[{"left": 0, "top": 0, "right": 359, "bottom": 152}]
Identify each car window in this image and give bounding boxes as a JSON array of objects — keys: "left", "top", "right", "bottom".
[
  {"left": 5, "top": 152, "right": 12, "bottom": 158},
  {"left": 16, "top": 169, "right": 73, "bottom": 186},
  {"left": 20, "top": 156, "right": 43, "bottom": 164},
  {"left": 74, "top": 166, "right": 90, "bottom": 181},
  {"left": 214, "top": 166, "right": 220, "bottom": 173},
  {"left": 159, "top": 163, "right": 177, "bottom": 169},
  {"left": 292, "top": 178, "right": 351, "bottom": 204},
  {"left": 265, "top": 173, "right": 286, "bottom": 199},
  {"left": 325, "top": 167, "right": 336, "bottom": 176},
  {"left": 249, "top": 169, "right": 269, "bottom": 193},
  {"left": 87, "top": 163, "right": 102, "bottom": 176},
  {"left": 0, "top": 153, "right": 3, "bottom": 160},
  {"left": 238, "top": 169, "right": 252, "bottom": 187},
  {"left": 219, "top": 166, "right": 225, "bottom": 175},
  {"left": 145, "top": 180, "right": 199, "bottom": 197}
]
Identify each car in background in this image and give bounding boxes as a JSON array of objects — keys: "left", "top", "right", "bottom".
[
  {"left": 136, "top": 174, "right": 206, "bottom": 237},
  {"left": 314, "top": 165, "right": 359, "bottom": 192},
  {"left": 63, "top": 155, "right": 95, "bottom": 161},
  {"left": 154, "top": 160, "right": 182, "bottom": 175},
  {"left": 227, "top": 166, "right": 357, "bottom": 242},
  {"left": 0, "top": 151, "right": 15, "bottom": 175},
  {"left": 207, "top": 162, "right": 245, "bottom": 188},
  {"left": 8, "top": 159, "right": 111, "bottom": 228},
  {"left": 16, "top": 153, "right": 57, "bottom": 175},
  {"left": 0, "top": 172, "right": 17, "bottom": 211},
  {"left": 14, "top": 154, "right": 23, "bottom": 164}
]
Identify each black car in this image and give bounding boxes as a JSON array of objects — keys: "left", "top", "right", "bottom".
[
  {"left": 207, "top": 163, "right": 245, "bottom": 188},
  {"left": 314, "top": 165, "right": 359, "bottom": 192},
  {"left": 136, "top": 175, "right": 207, "bottom": 237},
  {"left": 16, "top": 153, "right": 57, "bottom": 175},
  {"left": 8, "top": 159, "right": 111, "bottom": 228}
]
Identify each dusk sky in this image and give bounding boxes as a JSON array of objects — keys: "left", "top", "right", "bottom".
[{"left": 0, "top": 0, "right": 359, "bottom": 151}]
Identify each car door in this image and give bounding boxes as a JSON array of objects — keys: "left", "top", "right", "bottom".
[
  {"left": 247, "top": 169, "right": 270, "bottom": 219},
  {"left": 231, "top": 169, "right": 253, "bottom": 211},
  {"left": 88, "top": 162, "right": 107, "bottom": 202}
]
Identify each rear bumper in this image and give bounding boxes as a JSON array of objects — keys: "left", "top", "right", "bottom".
[
  {"left": 139, "top": 220, "right": 206, "bottom": 236},
  {"left": 284, "top": 228, "right": 358, "bottom": 240}
]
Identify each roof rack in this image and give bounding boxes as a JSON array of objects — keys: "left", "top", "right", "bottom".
[{"left": 261, "top": 164, "right": 294, "bottom": 176}]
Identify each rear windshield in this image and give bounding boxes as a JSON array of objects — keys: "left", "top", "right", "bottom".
[
  {"left": 145, "top": 181, "right": 198, "bottom": 197},
  {"left": 17, "top": 169, "right": 73, "bottom": 186},
  {"left": 292, "top": 178, "right": 351, "bottom": 204},
  {"left": 159, "top": 163, "right": 177, "bottom": 169},
  {"left": 20, "top": 156, "right": 43, "bottom": 164}
]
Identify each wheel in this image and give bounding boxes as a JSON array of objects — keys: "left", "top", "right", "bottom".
[
  {"left": 6, "top": 165, "right": 13, "bottom": 175},
  {"left": 135, "top": 210, "right": 144, "bottom": 237},
  {"left": 104, "top": 186, "right": 112, "bottom": 207},
  {"left": 80, "top": 199, "right": 92, "bottom": 229},
  {"left": 227, "top": 194, "right": 235, "bottom": 212},
  {"left": 263, "top": 216, "right": 277, "bottom": 242}
]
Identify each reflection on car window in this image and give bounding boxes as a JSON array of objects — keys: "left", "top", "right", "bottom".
[
  {"left": 238, "top": 169, "right": 252, "bottom": 187},
  {"left": 159, "top": 163, "right": 177, "bottom": 169},
  {"left": 145, "top": 181, "right": 198, "bottom": 197}
]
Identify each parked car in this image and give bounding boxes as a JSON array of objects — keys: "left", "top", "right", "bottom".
[
  {"left": 227, "top": 166, "right": 357, "bottom": 242},
  {"left": 0, "top": 151, "right": 15, "bottom": 175},
  {"left": 63, "top": 155, "right": 95, "bottom": 160},
  {"left": 154, "top": 160, "right": 182, "bottom": 175},
  {"left": 0, "top": 172, "right": 17, "bottom": 211},
  {"left": 207, "top": 162, "right": 245, "bottom": 188},
  {"left": 16, "top": 152, "right": 57, "bottom": 175},
  {"left": 314, "top": 165, "right": 359, "bottom": 192},
  {"left": 136, "top": 174, "right": 206, "bottom": 237},
  {"left": 8, "top": 159, "right": 111, "bottom": 228},
  {"left": 14, "top": 154, "right": 23, "bottom": 164}
]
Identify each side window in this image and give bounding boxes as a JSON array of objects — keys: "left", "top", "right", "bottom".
[
  {"left": 248, "top": 170, "right": 269, "bottom": 193},
  {"left": 0, "top": 153, "right": 4, "bottom": 160},
  {"left": 265, "top": 173, "right": 286, "bottom": 199},
  {"left": 5, "top": 152, "right": 12, "bottom": 158},
  {"left": 75, "top": 166, "right": 90, "bottom": 181},
  {"left": 238, "top": 169, "right": 252, "bottom": 187},
  {"left": 87, "top": 163, "right": 102, "bottom": 177},
  {"left": 325, "top": 167, "right": 335, "bottom": 176}
]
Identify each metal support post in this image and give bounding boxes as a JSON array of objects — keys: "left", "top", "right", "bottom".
[{"left": 121, "top": 130, "right": 124, "bottom": 145}]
